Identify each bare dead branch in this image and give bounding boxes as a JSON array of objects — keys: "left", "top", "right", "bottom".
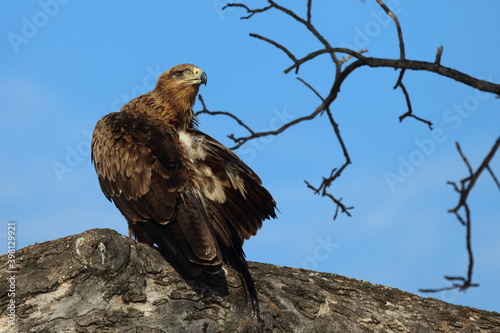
[
  {"left": 463, "top": 203, "right": 475, "bottom": 291},
  {"left": 456, "top": 142, "right": 474, "bottom": 176},
  {"left": 306, "top": 0, "right": 312, "bottom": 24},
  {"left": 297, "top": 77, "right": 353, "bottom": 218},
  {"left": 450, "top": 138, "right": 500, "bottom": 215},
  {"left": 195, "top": 95, "right": 255, "bottom": 136},
  {"left": 358, "top": 57, "right": 500, "bottom": 95},
  {"left": 435, "top": 46, "right": 444, "bottom": 65},
  {"left": 216, "top": 53, "right": 356, "bottom": 150},
  {"left": 375, "top": 0, "right": 405, "bottom": 60},
  {"left": 395, "top": 72, "right": 434, "bottom": 129},
  {"left": 419, "top": 286, "right": 459, "bottom": 293},
  {"left": 226, "top": 1, "right": 500, "bottom": 143},
  {"left": 269, "top": 0, "right": 332, "bottom": 52},
  {"left": 339, "top": 49, "right": 369, "bottom": 65},
  {"left": 305, "top": 178, "right": 353, "bottom": 219},
  {"left": 232, "top": 1, "right": 340, "bottom": 65},
  {"left": 486, "top": 165, "right": 500, "bottom": 190},
  {"left": 296, "top": 77, "right": 323, "bottom": 101},
  {"left": 228, "top": 108, "right": 324, "bottom": 150},
  {"left": 249, "top": 31, "right": 497, "bottom": 132},
  {"left": 279, "top": 48, "right": 500, "bottom": 95},
  {"left": 321, "top": 107, "right": 354, "bottom": 219},
  {"left": 223, "top": 3, "right": 272, "bottom": 19},
  {"left": 419, "top": 202, "right": 480, "bottom": 294},
  {"left": 305, "top": 165, "right": 354, "bottom": 220},
  {"left": 283, "top": 47, "right": 368, "bottom": 74},
  {"left": 421, "top": 138, "right": 499, "bottom": 293},
  {"left": 446, "top": 180, "right": 460, "bottom": 194},
  {"left": 219, "top": 1, "right": 500, "bottom": 229},
  {"left": 250, "top": 33, "right": 298, "bottom": 65}
]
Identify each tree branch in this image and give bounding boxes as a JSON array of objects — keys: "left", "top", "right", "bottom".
[
  {"left": 223, "top": 3, "right": 272, "bottom": 19},
  {"left": 450, "top": 138, "right": 500, "bottom": 215},
  {"left": 250, "top": 33, "right": 298, "bottom": 65},
  {"left": 420, "top": 137, "right": 500, "bottom": 293},
  {"left": 297, "top": 77, "right": 353, "bottom": 218},
  {"left": 217, "top": 0, "right": 500, "bottom": 222},
  {"left": 394, "top": 70, "right": 433, "bottom": 129},
  {"left": 195, "top": 95, "right": 255, "bottom": 136},
  {"left": 375, "top": 0, "right": 405, "bottom": 60}
]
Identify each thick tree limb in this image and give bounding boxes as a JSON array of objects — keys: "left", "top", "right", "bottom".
[{"left": 2, "top": 229, "right": 500, "bottom": 332}]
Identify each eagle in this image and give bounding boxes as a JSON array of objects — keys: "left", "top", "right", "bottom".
[{"left": 91, "top": 64, "right": 277, "bottom": 320}]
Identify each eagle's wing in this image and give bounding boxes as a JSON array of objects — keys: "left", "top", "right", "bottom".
[
  {"left": 91, "top": 112, "right": 222, "bottom": 271},
  {"left": 189, "top": 129, "right": 277, "bottom": 245}
]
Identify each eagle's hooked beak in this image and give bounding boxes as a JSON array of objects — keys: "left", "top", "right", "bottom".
[{"left": 190, "top": 67, "right": 207, "bottom": 86}]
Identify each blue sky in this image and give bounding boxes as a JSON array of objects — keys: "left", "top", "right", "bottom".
[{"left": 1, "top": 1, "right": 499, "bottom": 313}]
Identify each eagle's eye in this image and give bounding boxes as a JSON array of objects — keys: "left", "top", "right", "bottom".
[{"left": 174, "top": 71, "right": 183, "bottom": 78}]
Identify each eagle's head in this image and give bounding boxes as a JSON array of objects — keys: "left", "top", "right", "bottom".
[
  {"left": 155, "top": 64, "right": 206, "bottom": 106},
  {"left": 160, "top": 63, "right": 207, "bottom": 87}
]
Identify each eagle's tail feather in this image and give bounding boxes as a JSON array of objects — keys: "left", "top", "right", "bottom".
[{"left": 220, "top": 245, "right": 262, "bottom": 323}]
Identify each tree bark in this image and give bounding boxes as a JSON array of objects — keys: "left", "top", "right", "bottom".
[{"left": 1, "top": 228, "right": 499, "bottom": 332}]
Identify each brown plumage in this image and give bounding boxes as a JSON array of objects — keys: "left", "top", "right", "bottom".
[{"left": 91, "top": 64, "right": 277, "bottom": 320}]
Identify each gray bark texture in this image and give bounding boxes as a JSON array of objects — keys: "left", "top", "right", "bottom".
[{"left": 1, "top": 228, "right": 499, "bottom": 332}]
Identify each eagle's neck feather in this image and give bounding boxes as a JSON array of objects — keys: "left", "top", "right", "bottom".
[{"left": 121, "top": 90, "right": 198, "bottom": 131}]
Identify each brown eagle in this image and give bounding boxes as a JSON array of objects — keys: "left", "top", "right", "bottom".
[{"left": 91, "top": 64, "right": 277, "bottom": 319}]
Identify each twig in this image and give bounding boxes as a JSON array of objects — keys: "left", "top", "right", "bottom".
[
  {"left": 195, "top": 95, "right": 255, "bottom": 136},
  {"left": 250, "top": 33, "right": 298, "bottom": 65},
  {"left": 339, "top": 49, "right": 369, "bottom": 65},
  {"left": 486, "top": 165, "right": 500, "bottom": 190},
  {"left": 307, "top": 0, "right": 312, "bottom": 24},
  {"left": 226, "top": 107, "right": 324, "bottom": 150},
  {"left": 268, "top": 0, "right": 339, "bottom": 64},
  {"left": 230, "top": 1, "right": 340, "bottom": 66},
  {"left": 296, "top": 77, "right": 322, "bottom": 101},
  {"left": 435, "top": 46, "right": 444, "bottom": 65},
  {"left": 395, "top": 71, "right": 434, "bottom": 130},
  {"left": 375, "top": 0, "right": 405, "bottom": 60},
  {"left": 297, "top": 77, "right": 353, "bottom": 218},
  {"left": 223, "top": 3, "right": 272, "bottom": 19},
  {"left": 456, "top": 142, "right": 474, "bottom": 175},
  {"left": 450, "top": 138, "right": 500, "bottom": 215},
  {"left": 284, "top": 47, "right": 367, "bottom": 74},
  {"left": 420, "top": 137, "right": 500, "bottom": 293}
]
